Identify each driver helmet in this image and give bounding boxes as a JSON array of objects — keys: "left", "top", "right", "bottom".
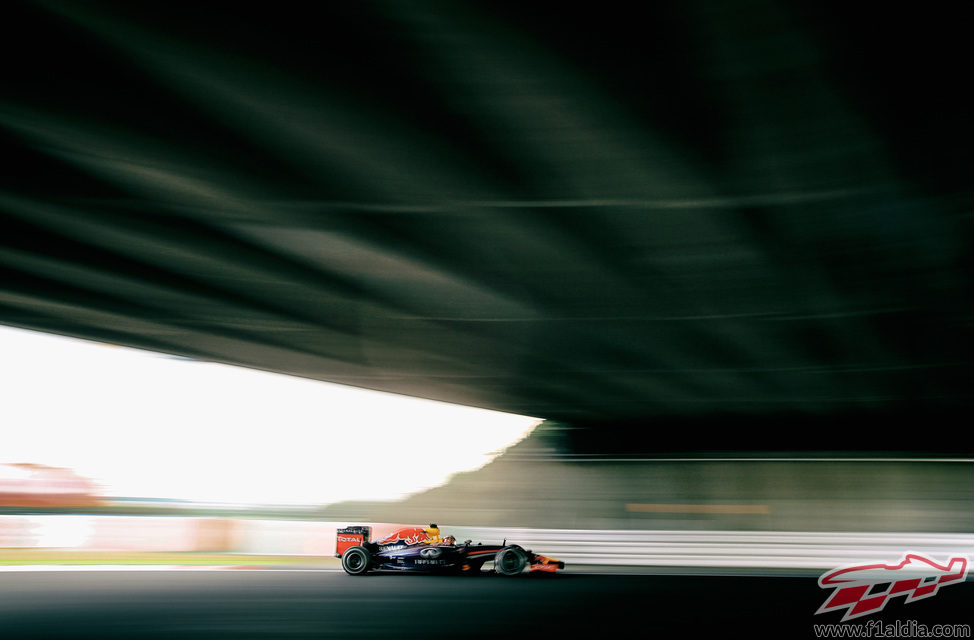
[{"left": 424, "top": 523, "right": 440, "bottom": 539}]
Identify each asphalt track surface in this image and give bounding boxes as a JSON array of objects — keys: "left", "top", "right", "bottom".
[{"left": 2, "top": 570, "right": 972, "bottom": 639}]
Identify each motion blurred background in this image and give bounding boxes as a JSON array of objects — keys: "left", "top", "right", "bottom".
[{"left": 1, "top": 0, "right": 972, "bottom": 570}]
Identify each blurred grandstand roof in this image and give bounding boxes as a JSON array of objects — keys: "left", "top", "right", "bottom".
[{"left": 1, "top": 1, "right": 971, "bottom": 446}]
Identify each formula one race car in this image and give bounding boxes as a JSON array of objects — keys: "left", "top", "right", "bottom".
[{"left": 336, "top": 524, "right": 565, "bottom": 576}]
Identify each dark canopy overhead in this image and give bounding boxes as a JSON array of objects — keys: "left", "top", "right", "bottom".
[{"left": 2, "top": 1, "right": 971, "bottom": 440}]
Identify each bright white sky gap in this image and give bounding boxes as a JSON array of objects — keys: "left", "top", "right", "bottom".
[{"left": 0, "top": 325, "right": 540, "bottom": 506}]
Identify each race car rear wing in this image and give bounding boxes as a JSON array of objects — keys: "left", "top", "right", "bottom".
[{"left": 336, "top": 526, "right": 372, "bottom": 557}]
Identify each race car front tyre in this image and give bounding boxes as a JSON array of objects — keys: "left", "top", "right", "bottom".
[
  {"left": 341, "top": 546, "right": 372, "bottom": 575},
  {"left": 494, "top": 546, "right": 528, "bottom": 576}
]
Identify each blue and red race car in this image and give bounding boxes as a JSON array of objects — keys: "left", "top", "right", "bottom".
[{"left": 336, "top": 524, "right": 565, "bottom": 576}]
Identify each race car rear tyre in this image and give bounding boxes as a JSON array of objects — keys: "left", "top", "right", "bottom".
[
  {"left": 494, "top": 546, "right": 528, "bottom": 576},
  {"left": 341, "top": 546, "right": 372, "bottom": 575}
]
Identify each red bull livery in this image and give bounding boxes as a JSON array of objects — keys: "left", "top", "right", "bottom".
[{"left": 336, "top": 523, "right": 566, "bottom": 577}]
